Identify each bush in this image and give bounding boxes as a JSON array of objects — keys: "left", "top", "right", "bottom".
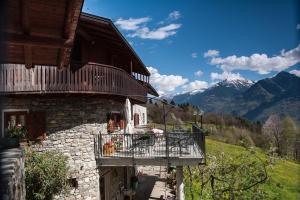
[{"left": 25, "top": 148, "right": 69, "bottom": 200}]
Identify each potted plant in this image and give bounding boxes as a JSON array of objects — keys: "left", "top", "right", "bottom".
[
  {"left": 108, "top": 119, "right": 115, "bottom": 133},
  {"left": 6, "top": 122, "right": 28, "bottom": 148},
  {"left": 114, "top": 140, "right": 122, "bottom": 152}
]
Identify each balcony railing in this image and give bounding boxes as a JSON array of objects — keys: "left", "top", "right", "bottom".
[
  {"left": 94, "top": 124, "right": 205, "bottom": 166},
  {"left": 0, "top": 63, "right": 147, "bottom": 102}
]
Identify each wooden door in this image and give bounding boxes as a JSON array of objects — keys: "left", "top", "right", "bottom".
[
  {"left": 100, "top": 176, "right": 105, "bottom": 200},
  {"left": 134, "top": 113, "right": 139, "bottom": 127}
]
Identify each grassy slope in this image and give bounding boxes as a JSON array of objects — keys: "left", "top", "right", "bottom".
[{"left": 206, "top": 139, "right": 300, "bottom": 199}]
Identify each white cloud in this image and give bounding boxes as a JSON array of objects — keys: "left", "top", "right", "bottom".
[
  {"left": 129, "top": 24, "right": 182, "bottom": 40},
  {"left": 147, "top": 67, "right": 188, "bottom": 95},
  {"left": 204, "top": 50, "right": 220, "bottom": 58},
  {"left": 290, "top": 69, "right": 300, "bottom": 77},
  {"left": 297, "top": 24, "right": 300, "bottom": 30},
  {"left": 182, "top": 80, "right": 208, "bottom": 93},
  {"left": 194, "top": 70, "right": 203, "bottom": 77},
  {"left": 191, "top": 53, "right": 198, "bottom": 58},
  {"left": 115, "top": 13, "right": 182, "bottom": 40},
  {"left": 115, "top": 17, "right": 151, "bottom": 31},
  {"left": 168, "top": 11, "right": 181, "bottom": 20},
  {"left": 206, "top": 44, "right": 300, "bottom": 74},
  {"left": 210, "top": 71, "right": 246, "bottom": 81}
]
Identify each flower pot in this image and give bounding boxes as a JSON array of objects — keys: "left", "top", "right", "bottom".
[{"left": 103, "top": 143, "right": 115, "bottom": 156}]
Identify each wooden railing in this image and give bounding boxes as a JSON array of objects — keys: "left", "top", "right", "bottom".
[{"left": 0, "top": 63, "right": 147, "bottom": 102}]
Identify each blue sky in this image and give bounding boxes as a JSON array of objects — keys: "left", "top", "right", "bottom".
[{"left": 83, "top": 0, "right": 300, "bottom": 95}]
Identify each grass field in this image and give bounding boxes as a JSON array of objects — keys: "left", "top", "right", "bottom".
[
  {"left": 148, "top": 122, "right": 299, "bottom": 199},
  {"left": 201, "top": 139, "right": 300, "bottom": 199}
]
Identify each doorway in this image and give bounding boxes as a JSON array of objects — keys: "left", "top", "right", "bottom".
[
  {"left": 100, "top": 173, "right": 110, "bottom": 200},
  {"left": 134, "top": 113, "right": 139, "bottom": 127}
]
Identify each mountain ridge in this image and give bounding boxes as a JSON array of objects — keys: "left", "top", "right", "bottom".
[{"left": 172, "top": 71, "right": 300, "bottom": 122}]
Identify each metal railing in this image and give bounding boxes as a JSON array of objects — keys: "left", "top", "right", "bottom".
[{"left": 94, "top": 125, "right": 205, "bottom": 159}]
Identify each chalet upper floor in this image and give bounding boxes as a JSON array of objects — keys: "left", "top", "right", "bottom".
[{"left": 0, "top": 1, "right": 158, "bottom": 102}]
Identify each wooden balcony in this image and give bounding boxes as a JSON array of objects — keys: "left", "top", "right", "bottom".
[
  {"left": 94, "top": 124, "right": 205, "bottom": 166},
  {"left": 0, "top": 63, "right": 148, "bottom": 102}
]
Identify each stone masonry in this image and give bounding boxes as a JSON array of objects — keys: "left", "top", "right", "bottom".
[{"left": 0, "top": 96, "right": 125, "bottom": 200}]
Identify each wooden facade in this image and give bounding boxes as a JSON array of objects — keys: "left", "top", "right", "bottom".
[{"left": 0, "top": 1, "right": 158, "bottom": 99}]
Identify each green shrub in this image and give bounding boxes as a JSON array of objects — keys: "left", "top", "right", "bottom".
[{"left": 25, "top": 148, "right": 69, "bottom": 200}]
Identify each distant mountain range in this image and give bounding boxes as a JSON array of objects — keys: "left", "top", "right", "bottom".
[{"left": 172, "top": 71, "right": 300, "bottom": 122}]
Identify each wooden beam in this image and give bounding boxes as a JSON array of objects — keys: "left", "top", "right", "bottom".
[
  {"left": 58, "top": 0, "right": 84, "bottom": 68},
  {"left": 77, "top": 28, "right": 94, "bottom": 42},
  {"left": 21, "top": 0, "right": 30, "bottom": 34},
  {"left": 80, "top": 23, "right": 117, "bottom": 37},
  {"left": 24, "top": 45, "right": 32, "bottom": 69},
  {"left": 3, "top": 32, "right": 72, "bottom": 48},
  {"left": 21, "top": 0, "right": 32, "bottom": 68}
]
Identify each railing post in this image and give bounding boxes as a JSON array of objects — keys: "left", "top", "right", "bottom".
[
  {"left": 99, "top": 132, "right": 102, "bottom": 157},
  {"left": 163, "top": 103, "right": 169, "bottom": 159},
  {"left": 176, "top": 166, "right": 185, "bottom": 200},
  {"left": 132, "top": 134, "right": 135, "bottom": 164}
]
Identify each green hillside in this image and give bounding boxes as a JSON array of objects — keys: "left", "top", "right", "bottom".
[{"left": 184, "top": 139, "right": 300, "bottom": 199}]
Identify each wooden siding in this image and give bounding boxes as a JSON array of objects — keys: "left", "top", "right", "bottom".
[{"left": 0, "top": 63, "right": 147, "bottom": 102}]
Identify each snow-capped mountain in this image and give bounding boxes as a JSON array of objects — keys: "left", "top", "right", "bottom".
[
  {"left": 173, "top": 78, "right": 254, "bottom": 104},
  {"left": 172, "top": 71, "right": 300, "bottom": 122},
  {"left": 210, "top": 79, "right": 254, "bottom": 91}
]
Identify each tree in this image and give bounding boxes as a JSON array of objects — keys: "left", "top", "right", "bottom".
[
  {"left": 184, "top": 148, "right": 269, "bottom": 200},
  {"left": 262, "top": 115, "right": 299, "bottom": 159},
  {"left": 281, "top": 116, "right": 299, "bottom": 160},
  {"left": 262, "top": 115, "right": 283, "bottom": 156},
  {"left": 170, "top": 100, "right": 175, "bottom": 106}
]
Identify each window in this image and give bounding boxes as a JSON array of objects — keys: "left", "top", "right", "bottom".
[
  {"left": 3, "top": 111, "right": 28, "bottom": 137},
  {"left": 2, "top": 110, "right": 46, "bottom": 140}
]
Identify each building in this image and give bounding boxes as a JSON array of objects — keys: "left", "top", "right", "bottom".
[{"left": 0, "top": 1, "right": 205, "bottom": 200}]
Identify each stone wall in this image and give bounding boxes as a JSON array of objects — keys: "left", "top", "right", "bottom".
[
  {"left": 0, "top": 148, "right": 26, "bottom": 200},
  {"left": 0, "top": 96, "right": 125, "bottom": 200}
]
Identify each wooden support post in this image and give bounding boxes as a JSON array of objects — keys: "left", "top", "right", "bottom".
[
  {"left": 130, "top": 60, "right": 133, "bottom": 75},
  {"left": 24, "top": 46, "right": 33, "bottom": 69},
  {"left": 21, "top": 0, "right": 33, "bottom": 69},
  {"left": 176, "top": 166, "right": 184, "bottom": 200}
]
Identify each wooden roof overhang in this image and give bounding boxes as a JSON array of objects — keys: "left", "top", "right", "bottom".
[
  {"left": 0, "top": 0, "right": 84, "bottom": 69},
  {"left": 78, "top": 13, "right": 151, "bottom": 76}
]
